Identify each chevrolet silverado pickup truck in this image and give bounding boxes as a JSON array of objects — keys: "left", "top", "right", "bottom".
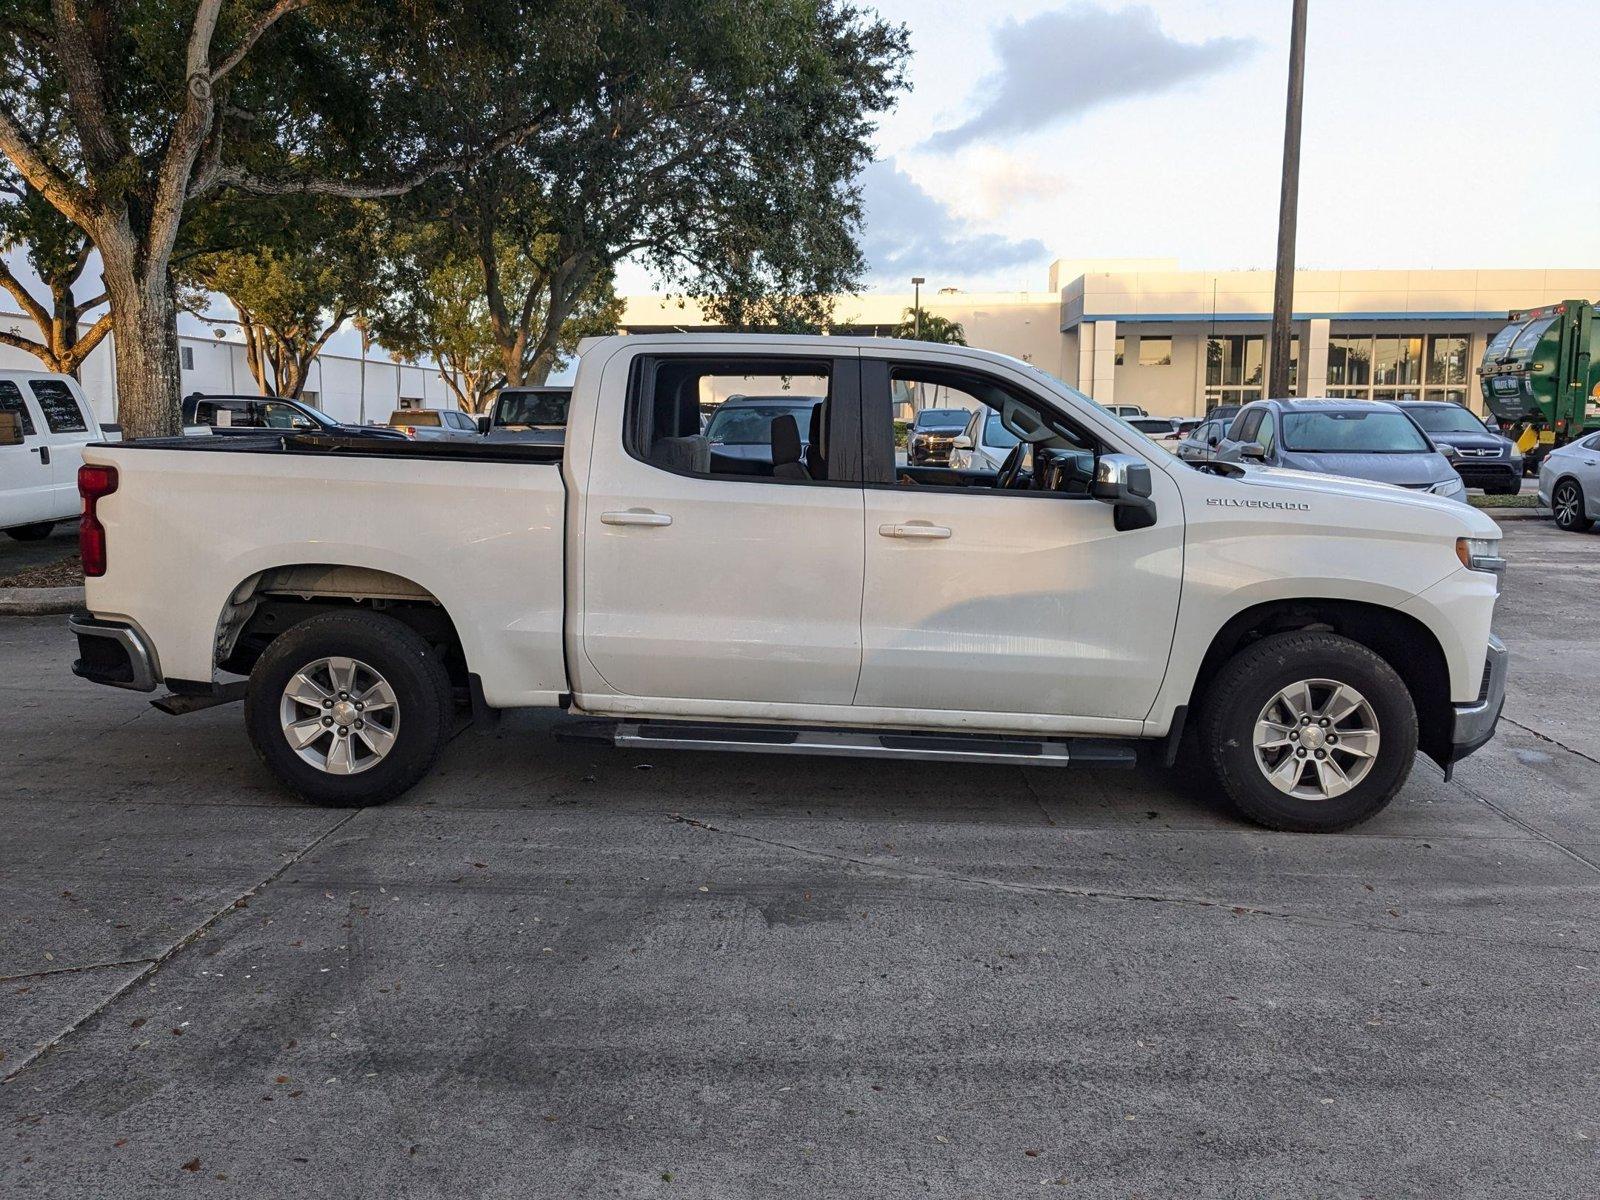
[{"left": 68, "top": 335, "right": 1508, "bottom": 832}]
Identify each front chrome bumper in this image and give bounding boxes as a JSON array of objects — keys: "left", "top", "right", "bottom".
[
  {"left": 1447, "top": 635, "right": 1507, "bottom": 768},
  {"left": 67, "top": 612, "right": 159, "bottom": 692}
]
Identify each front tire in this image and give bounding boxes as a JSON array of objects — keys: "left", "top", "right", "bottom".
[
  {"left": 1551, "top": 479, "right": 1593, "bottom": 532},
  {"left": 1199, "top": 632, "right": 1418, "bottom": 832},
  {"left": 244, "top": 611, "right": 454, "bottom": 806},
  {"left": 5, "top": 521, "right": 57, "bottom": 541}
]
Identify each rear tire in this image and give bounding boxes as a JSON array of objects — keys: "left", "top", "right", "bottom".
[
  {"left": 5, "top": 521, "right": 57, "bottom": 541},
  {"left": 1551, "top": 479, "right": 1593, "bottom": 532},
  {"left": 1199, "top": 631, "right": 1418, "bottom": 833},
  {"left": 245, "top": 611, "right": 453, "bottom": 806}
]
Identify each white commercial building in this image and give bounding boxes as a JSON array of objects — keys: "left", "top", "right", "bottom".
[
  {"left": 0, "top": 315, "right": 459, "bottom": 427},
  {"left": 621, "top": 259, "right": 1600, "bottom": 419}
]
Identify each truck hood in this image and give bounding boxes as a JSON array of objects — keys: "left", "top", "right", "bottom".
[
  {"left": 1275, "top": 450, "right": 1453, "bottom": 488},
  {"left": 1225, "top": 463, "right": 1501, "bottom": 537}
]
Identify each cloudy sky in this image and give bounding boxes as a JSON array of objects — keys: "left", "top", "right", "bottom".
[{"left": 626, "top": 0, "right": 1600, "bottom": 296}]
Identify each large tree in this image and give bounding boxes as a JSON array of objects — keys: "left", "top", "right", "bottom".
[
  {"left": 396, "top": 0, "right": 908, "bottom": 378},
  {"left": 0, "top": 1, "right": 569, "bottom": 436},
  {"left": 373, "top": 222, "right": 620, "bottom": 410},
  {"left": 181, "top": 198, "right": 384, "bottom": 398},
  {"left": 0, "top": 179, "right": 110, "bottom": 374}
]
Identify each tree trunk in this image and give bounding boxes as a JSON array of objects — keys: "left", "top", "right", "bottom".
[{"left": 103, "top": 256, "right": 183, "bottom": 438}]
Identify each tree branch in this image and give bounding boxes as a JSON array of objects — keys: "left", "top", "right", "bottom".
[
  {"left": 0, "top": 104, "right": 96, "bottom": 229},
  {"left": 0, "top": 324, "right": 52, "bottom": 363},
  {"left": 63, "top": 309, "right": 113, "bottom": 368},
  {"left": 211, "top": 0, "right": 314, "bottom": 84},
  {"left": 0, "top": 254, "right": 53, "bottom": 334},
  {"left": 149, "top": 0, "right": 224, "bottom": 264}
]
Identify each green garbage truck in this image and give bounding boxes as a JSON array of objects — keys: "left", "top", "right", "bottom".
[{"left": 1478, "top": 300, "right": 1600, "bottom": 471}]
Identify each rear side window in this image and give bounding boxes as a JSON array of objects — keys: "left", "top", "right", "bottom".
[
  {"left": 627, "top": 355, "right": 836, "bottom": 483},
  {"left": 29, "top": 379, "right": 88, "bottom": 433},
  {"left": 0, "top": 380, "right": 37, "bottom": 436}
]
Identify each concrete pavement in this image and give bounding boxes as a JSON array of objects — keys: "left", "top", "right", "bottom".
[{"left": 1, "top": 519, "right": 1597, "bottom": 1198}]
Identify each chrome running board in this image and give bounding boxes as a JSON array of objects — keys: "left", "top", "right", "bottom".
[{"left": 556, "top": 719, "right": 1139, "bottom": 769}]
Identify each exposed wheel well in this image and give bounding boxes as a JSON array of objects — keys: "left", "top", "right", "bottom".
[
  {"left": 216, "top": 565, "right": 467, "bottom": 691},
  {"left": 1187, "top": 599, "right": 1452, "bottom": 767}
]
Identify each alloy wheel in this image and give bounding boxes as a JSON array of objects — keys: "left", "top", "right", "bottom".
[
  {"left": 278, "top": 656, "right": 400, "bottom": 775},
  {"left": 1252, "top": 678, "right": 1381, "bottom": 801},
  {"left": 1553, "top": 483, "right": 1581, "bottom": 528}
]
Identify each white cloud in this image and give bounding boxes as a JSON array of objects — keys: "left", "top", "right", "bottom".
[
  {"left": 858, "top": 158, "right": 1050, "bottom": 282},
  {"left": 926, "top": 3, "right": 1257, "bottom": 152}
]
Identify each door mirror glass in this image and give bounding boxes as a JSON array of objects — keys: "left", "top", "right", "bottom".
[
  {"left": 951, "top": 434, "right": 972, "bottom": 449},
  {"left": 0, "top": 411, "right": 23, "bottom": 446},
  {"left": 1091, "top": 453, "right": 1157, "bottom": 530}
]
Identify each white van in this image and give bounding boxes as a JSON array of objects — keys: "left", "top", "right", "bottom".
[{"left": 0, "top": 370, "right": 105, "bottom": 541}]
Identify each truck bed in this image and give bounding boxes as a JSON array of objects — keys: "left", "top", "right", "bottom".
[{"left": 81, "top": 432, "right": 569, "bottom": 708}]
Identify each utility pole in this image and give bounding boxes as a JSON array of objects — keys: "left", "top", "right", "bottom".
[
  {"left": 1268, "top": 0, "right": 1308, "bottom": 399},
  {"left": 911, "top": 276, "right": 925, "bottom": 339}
]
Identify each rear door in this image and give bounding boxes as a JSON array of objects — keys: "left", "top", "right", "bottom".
[
  {"left": 0, "top": 380, "right": 55, "bottom": 526},
  {"left": 853, "top": 353, "right": 1184, "bottom": 724},
  {"left": 577, "top": 348, "right": 867, "bottom": 707},
  {"left": 26, "top": 377, "right": 98, "bottom": 518}
]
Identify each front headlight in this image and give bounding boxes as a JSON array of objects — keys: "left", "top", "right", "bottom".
[
  {"left": 1430, "top": 478, "right": 1465, "bottom": 497},
  {"left": 1456, "top": 536, "right": 1506, "bottom": 575}
]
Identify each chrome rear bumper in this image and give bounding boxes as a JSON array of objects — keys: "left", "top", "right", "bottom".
[{"left": 68, "top": 612, "right": 158, "bottom": 692}]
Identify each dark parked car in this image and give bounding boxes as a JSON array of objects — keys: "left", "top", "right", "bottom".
[
  {"left": 703, "top": 395, "right": 824, "bottom": 466},
  {"left": 1396, "top": 400, "right": 1522, "bottom": 494},
  {"left": 1216, "top": 398, "right": 1466, "bottom": 502},
  {"left": 906, "top": 407, "right": 973, "bottom": 465},
  {"left": 485, "top": 385, "right": 572, "bottom": 445},
  {"left": 182, "top": 394, "right": 407, "bottom": 439}
]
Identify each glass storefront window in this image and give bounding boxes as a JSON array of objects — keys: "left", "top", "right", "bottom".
[
  {"left": 1138, "top": 337, "right": 1172, "bottom": 367},
  {"left": 1372, "top": 336, "right": 1423, "bottom": 386},
  {"left": 1329, "top": 336, "right": 1371, "bottom": 387},
  {"left": 1426, "top": 334, "right": 1470, "bottom": 385},
  {"left": 1114, "top": 337, "right": 1125, "bottom": 367}
]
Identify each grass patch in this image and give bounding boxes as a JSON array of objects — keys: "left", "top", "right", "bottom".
[{"left": 1469, "top": 493, "right": 1541, "bottom": 510}]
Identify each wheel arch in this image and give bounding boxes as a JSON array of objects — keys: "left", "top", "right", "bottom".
[
  {"left": 1186, "top": 598, "right": 1453, "bottom": 769},
  {"left": 215, "top": 563, "right": 468, "bottom": 689}
]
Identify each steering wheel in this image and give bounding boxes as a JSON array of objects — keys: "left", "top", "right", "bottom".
[{"left": 995, "top": 442, "right": 1026, "bottom": 490}]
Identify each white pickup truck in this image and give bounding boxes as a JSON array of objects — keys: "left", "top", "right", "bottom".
[
  {"left": 1, "top": 369, "right": 107, "bottom": 541},
  {"left": 68, "top": 335, "right": 1507, "bottom": 832}
]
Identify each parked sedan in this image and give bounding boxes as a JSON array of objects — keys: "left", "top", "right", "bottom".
[
  {"left": 1537, "top": 429, "right": 1600, "bottom": 532},
  {"left": 1176, "top": 415, "right": 1231, "bottom": 463},
  {"left": 183, "top": 394, "right": 409, "bottom": 440},
  {"left": 906, "top": 407, "right": 973, "bottom": 465},
  {"left": 1397, "top": 400, "right": 1522, "bottom": 495},
  {"left": 1217, "top": 398, "right": 1467, "bottom": 502}
]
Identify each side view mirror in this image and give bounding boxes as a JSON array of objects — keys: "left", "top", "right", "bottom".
[
  {"left": 1437, "top": 443, "right": 1460, "bottom": 461},
  {"left": 1238, "top": 443, "right": 1267, "bottom": 461},
  {"left": 0, "top": 412, "right": 23, "bottom": 446},
  {"left": 1206, "top": 433, "right": 1221, "bottom": 447},
  {"left": 1092, "top": 453, "right": 1157, "bottom": 531},
  {"left": 477, "top": 415, "right": 492, "bottom": 434},
  {"left": 951, "top": 434, "right": 972, "bottom": 449}
]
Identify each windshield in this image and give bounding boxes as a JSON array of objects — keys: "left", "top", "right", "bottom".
[
  {"left": 915, "top": 409, "right": 969, "bottom": 430},
  {"left": 1406, "top": 406, "right": 1489, "bottom": 436},
  {"left": 982, "top": 412, "right": 1021, "bottom": 450},
  {"left": 495, "top": 391, "right": 569, "bottom": 427},
  {"left": 1281, "top": 410, "right": 1431, "bottom": 453},
  {"left": 705, "top": 404, "right": 816, "bottom": 445}
]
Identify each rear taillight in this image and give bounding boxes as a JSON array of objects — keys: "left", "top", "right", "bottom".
[{"left": 78, "top": 463, "right": 117, "bottom": 577}]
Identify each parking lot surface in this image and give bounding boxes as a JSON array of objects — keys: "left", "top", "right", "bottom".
[{"left": 2, "top": 518, "right": 1596, "bottom": 1198}]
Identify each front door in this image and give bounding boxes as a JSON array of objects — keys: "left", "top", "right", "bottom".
[
  {"left": 578, "top": 349, "right": 866, "bottom": 707},
  {"left": 0, "top": 381, "right": 57, "bottom": 527},
  {"left": 25, "top": 378, "right": 97, "bottom": 517},
  {"left": 853, "top": 356, "right": 1184, "bottom": 724}
]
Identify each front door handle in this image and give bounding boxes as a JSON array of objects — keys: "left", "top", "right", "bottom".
[
  {"left": 29, "top": 446, "right": 50, "bottom": 465},
  {"left": 601, "top": 509, "right": 673, "bottom": 527},
  {"left": 878, "top": 522, "right": 952, "bottom": 540}
]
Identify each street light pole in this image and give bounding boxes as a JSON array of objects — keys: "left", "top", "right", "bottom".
[
  {"left": 911, "top": 276, "right": 925, "bottom": 340},
  {"left": 1268, "top": 0, "right": 1308, "bottom": 399}
]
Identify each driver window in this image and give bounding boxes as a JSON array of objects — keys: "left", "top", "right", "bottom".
[
  {"left": 878, "top": 363, "right": 1098, "bottom": 495},
  {"left": 1253, "top": 411, "right": 1276, "bottom": 454}
]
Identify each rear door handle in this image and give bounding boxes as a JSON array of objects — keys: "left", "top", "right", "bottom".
[
  {"left": 878, "top": 522, "right": 952, "bottom": 540},
  {"left": 601, "top": 509, "right": 673, "bottom": 527}
]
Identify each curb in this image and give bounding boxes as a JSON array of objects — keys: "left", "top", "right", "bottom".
[
  {"left": 0, "top": 586, "right": 84, "bottom": 616},
  {"left": 1474, "top": 507, "right": 1550, "bottom": 521}
]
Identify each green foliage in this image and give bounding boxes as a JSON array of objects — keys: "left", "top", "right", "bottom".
[{"left": 890, "top": 307, "right": 967, "bottom": 345}]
